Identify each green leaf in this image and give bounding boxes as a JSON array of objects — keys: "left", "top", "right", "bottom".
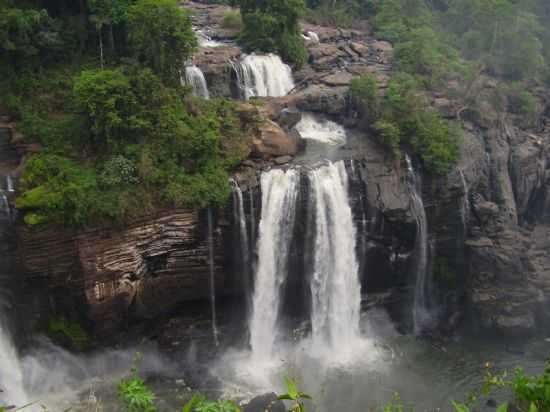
[
  {"left": 496, "top": 402, "right": 508, "bottom": 412},
  {"left": 451, "top": 400, "right": 470, "bottom": 412},
  {"left": 529, "top": 402, "right": 539, "bottom": 412}
]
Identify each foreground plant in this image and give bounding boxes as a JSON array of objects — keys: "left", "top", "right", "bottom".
[
  {"left": 117, "top": 353, "right": 156, "bottom": 412},
  {"left": 182, "top": 394, "right": 240, "bottom": 412},
  {"left": 277, "top": 377, "right": 312, "bottom": 412}
]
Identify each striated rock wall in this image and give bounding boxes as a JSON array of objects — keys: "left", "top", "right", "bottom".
[{"left": 17, "top": 209, "right": 233, "bottom": 336}]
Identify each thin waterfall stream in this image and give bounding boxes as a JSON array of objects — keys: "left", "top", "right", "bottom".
[
  {"left": 405, "top": 156, "right": 432, "bottom": 334},
  {"left": 207, "top": 206, "right": 219, "bottom": 346}
]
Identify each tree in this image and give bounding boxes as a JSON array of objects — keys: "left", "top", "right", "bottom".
[
  {"left": 238, "top": 0, "right": 307, "bottom": 68},
  {"left": 126, "top": 0, "right": 196, "bottom": 85},
  {"left": 87, "top": 0, "right": 134, "bottom": 55}
]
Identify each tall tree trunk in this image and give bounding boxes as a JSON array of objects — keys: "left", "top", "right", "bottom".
[
  {"left": 108, "top": 24, "right": 115, "bottom": 55},
  {"left": 78, "top": 0, "right": 87, "bottom": 58},
  {"left": 98, "top": 25, "right": 104, "bottom": 69}
]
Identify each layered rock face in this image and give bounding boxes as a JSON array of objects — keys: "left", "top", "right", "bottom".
[{"left": 17, "top": 210, "right": 232, "bottom": 336}]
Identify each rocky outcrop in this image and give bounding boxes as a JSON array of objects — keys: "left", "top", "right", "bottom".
[
  {"left": 17, "top": 210, "right": 233, "bottom": 336},
  {"left": 252, "top": 120, "right": 299, "bottom": 158}
]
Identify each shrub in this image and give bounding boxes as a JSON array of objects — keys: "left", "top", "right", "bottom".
[
  {"left": 221, "top": 11, "right": 242, "bottom": 29},
  {"left": 118, "top": 354, "right": 157, "bottom": 412},
  {"left": 42, "top": 316, "right": 91, "bottom": 351},
  {"left": 98, "top": 155, "right": 139, "bottom": 187},
  {"left": 372, "top": 120, "right": 401, "bottom": 158},
  {"left": 126, "top": 0, "right": 197, "bottom": 84},
  {"left": 238, "top": 0, "right": 308, "bottom": 68}
]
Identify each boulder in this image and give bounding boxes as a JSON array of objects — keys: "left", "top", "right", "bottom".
[
  {"left": 243, "top": 393, "right": 285, "bottom": 412},
  {"left": 252, "top": 120, "right": 299, "bottom": 158},
  {"left": 350, "top": 42, "right": 369, "bottom": 57},
  {"left": 278, "top": 107, "right": 302, "bottom": 130},
  {"left": 322, "top": 72, "right": 354, "bottom": 87}
]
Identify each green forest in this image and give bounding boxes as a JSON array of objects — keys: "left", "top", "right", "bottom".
[{"left": 2, "top": 0, "right": 549, "bottom": 227}]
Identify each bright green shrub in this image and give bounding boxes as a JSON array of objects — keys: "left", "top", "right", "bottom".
[
  {"left": 118, "top": 377, "right": 156, "bottom": 412},
  {"left": 126, "top": 0, "right": 197, "bottom": 85},
  {"left": 221, "top": 10, "right": 242, "bottom": 29},
  {"left": 238, "top": 0, "right": 308, "bottom": 68},
  {"left": 372, "top": 120, "right": 401, "bottom": 158}
]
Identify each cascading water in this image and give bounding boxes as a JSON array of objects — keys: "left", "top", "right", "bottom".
[
  {"left": 207, "top": 207, "right": 219, "bottom": 346},
  {"left": 302, "top": 31, "right": 320, "bottom": 43},
  {"left": 308, "top": 161, "right": 361, "bottom": 351},
  {"left": 0, "top": 177, "right": 28, "bottom": 406},
  {"left": 195, "top": 29, "right": 223, "bottom": 48},
  {"left": 294, "top": 113, "right": 347, "bottom": 146},
  {"left": 6, "top": 175, "right": 13, "bottom": 193},
  {"left": 249, "top": 169, "right": 299, "bottom": 361},
  {"left": 233, "top": 54, "right": 294, "bottom": 100},
  {"left": 184, "top": 66, "right": 210, "bottom": 99},
  {"left": 405, "top": 156, "right": 431, "bottom": 334},
  {"left": 229, "top": 179, "right": 251, "bottom": 304}
]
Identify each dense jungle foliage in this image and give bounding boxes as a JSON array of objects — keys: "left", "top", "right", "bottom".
[{"left": 1, "top": 0, "right": 252, "bottom": 227}]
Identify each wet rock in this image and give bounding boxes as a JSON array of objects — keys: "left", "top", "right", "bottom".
[
  {"left": 486, "top": 399, "right": 497, "bottom": 408},
  {"left": 278, "top": 107, "right": 302, "bottom": 130},
  {"left": 252, "top": 120, "right": 299, "bottom": 158},
  {"left": 274, "top": 155, "right": 293, "bottom": 165},
  {"left": 350, "top": 42, "right": 369, "bottom": 57},
  {"left": 322, "top": 72, "right": 354, "bottom": 86},
  {"left": 243, "top": 393, "right": 285, "bottom": 412}
]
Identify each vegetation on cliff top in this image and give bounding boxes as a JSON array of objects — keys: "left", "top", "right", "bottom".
[
  {"left": 238, "top": 0, "right": 308, "bottom": 68},
  {"left": 1, "top": 0, "right": 251, "bottom": 228}
]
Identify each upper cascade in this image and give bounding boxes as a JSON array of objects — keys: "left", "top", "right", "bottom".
[
  {"left": 294, "top": 113, "right": 347, "bottom": 146},
  {"left": 233, "top": 54, "right": 295, "bottom": 100},
  {"left": 184, "top": 66, "right": 210, "bottom": 99},
  {"left": 195, "top": 29, "right": 224, "bottom": 48}
]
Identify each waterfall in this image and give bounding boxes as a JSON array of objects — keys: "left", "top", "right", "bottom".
[
  {"left": 233, "top": 54, "right": 294, "bottom": 100},
  {"left": 229, "top": 179, "right": 251, "bottom": 303},
  {"left": 195, "top": 29, "right": 223, "bottom": 48},
  {"left": 0, "top": 178, "right": 28, "bottom": 406},
  {"left": 6, "top": 175, "right": 13, "bottom": 193},
  {"left": 294, "top": 113, "right": 347, "bottom": 146},
  {"left": 459, "top": 169, "right": 470, "bottom": 231},
  {"left": 308, "top": 161, "right": 361, "bottom": 351},
  {"left": 184, "top": 66, "right": 210, "bottom": 99},
  {"left": 405, "top": 156, "right": 431, "bottom": 334},
  {"left": 249, "top": 169, "right": 299, "bottom": 361},
  {"left": 207, "top": 207, "right": 219, "bottom": 346},
  {"left": 302, "top": 31, "right": 320, "bottom": 43}
]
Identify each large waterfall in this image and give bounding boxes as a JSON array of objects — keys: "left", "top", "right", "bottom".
[
  {"left": 184, "top": 66, "right": 210, "bottom": 99},
  {"left": 249, "top": 161, "right": 362, "bottom": 361},
  {"left": 233, "top": 54, "right": 294, "bottom": 100},
  {"left": 308, "top": 161, "right": 361, "bottom": 351},
  {"left": 249, "top": 169, "right": 299, "bottom": 361}
]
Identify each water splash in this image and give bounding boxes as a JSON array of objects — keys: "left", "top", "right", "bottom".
[
  {"left": 233, "top": 54, "right": 294, "bottom": 100},
  {"left": 207, "top": 207, "right": 219, "bottom": 346},
  {"left": 294, "top": 113, "right": 347, "bottom": 146},
  {"left": 249, "top": 169, "right": 299, "bottom": 362},
  {"left": 308, "top": 161, "right": 361, "bottom": 352},
  {"left": 184, "top": 66, "right": 210, "bottom": 99},
  {"left": 302, "top": 31, "right": 320, "bottom": 43}
]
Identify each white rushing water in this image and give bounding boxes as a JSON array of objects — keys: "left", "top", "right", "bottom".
[
  {"left": 230, "top": 179, "right": 251, "bottom": 299},
  {"left": 308, "top": 161, "right": 361, "bottom": 352},
  {"left": 459, "top": 169, "right": 470, "bottom": 231},
  {"left": 249, "top": 169, "right": 299, "bottom": 362},
  {"left": 233, "top": 54, "right": 294, "bottom": 100},
  {"left": 195, "top": 29, "right": 224, "bottom": 48},
  {"left": 184, "top": 66, "right": 210, "bottom": 99},
  {"left": 0, "top": 326, "right": 28, "bottom": 406},
  {"left": 405, "top": 156, "right": 431, "bottom": 334},
  {"left": 295, "top": 113, "right": 347, "bottom": 146},
  {"left": 302, "top": 31, "right": 320, "bottom": 43},
  {"left": 6, "top": 175, "right": 13, "bottom": 192}
]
